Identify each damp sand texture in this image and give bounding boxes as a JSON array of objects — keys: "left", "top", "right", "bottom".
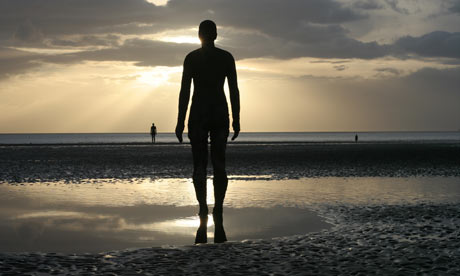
[
  {"left": 1, "top": 142, "right": 460, "bottom": 275},
  {"left": 1, "top": 142, "right": 460, "bottom": 183}
]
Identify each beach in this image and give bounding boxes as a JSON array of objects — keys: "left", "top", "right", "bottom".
[
  {"left": 3, "top": 0, "right": 460, "bottom": 274},
  {"left": 1, "top": 142, "right": 459, "bottom": 183},
  {"left": 1, "top": 203, "right": 460, "bottom": 275},
  {"left": 1, "top": 142, "right": 460, "bottom": 275}
]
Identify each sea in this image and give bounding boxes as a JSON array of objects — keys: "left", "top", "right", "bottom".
[{"left": 0, "top": 132, "right": 459, "bottom": 144}]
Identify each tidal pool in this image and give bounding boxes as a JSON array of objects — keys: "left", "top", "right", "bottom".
[{"left": 1, "top": 177, "right": 459, "bottom": 253}]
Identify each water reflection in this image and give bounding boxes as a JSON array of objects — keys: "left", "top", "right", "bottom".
[
  {"left": 1, "top": 177, "right": 459, "bottom": 253},
  {"left": 0, "top": 198, "right": 328, "bottom": 253}
]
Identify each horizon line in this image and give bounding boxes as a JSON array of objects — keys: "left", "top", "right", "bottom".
[{"left": 1, "top": 130, "right": 459, "bottom": 135}]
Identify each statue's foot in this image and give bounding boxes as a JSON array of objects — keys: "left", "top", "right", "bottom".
[
  {"left": 195, "top": 216, "right": 208, "bottom": 244},
  {"left": 214, "top": 224, "right": 227, "bottom": 243},
  {"left": 212, "top": 208, "right": 226, "bottom": 243}
]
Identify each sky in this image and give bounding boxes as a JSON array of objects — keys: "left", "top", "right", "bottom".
[{"left": 1, "top": 0, "right": 460, "bottom": 133}]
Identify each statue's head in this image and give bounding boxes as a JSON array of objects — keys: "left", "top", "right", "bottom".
[{"left": 199, "top": 20, "right": 217, "bottom": 42}]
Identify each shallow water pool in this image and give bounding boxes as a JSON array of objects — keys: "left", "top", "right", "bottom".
[{"left": 1, "top": 177, "right": 459, "bottom": 253}]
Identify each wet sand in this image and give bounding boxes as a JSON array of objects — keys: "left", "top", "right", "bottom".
[
  {"left": 1, "top": 202, "right": 459, "bottom": 275},
  {"left": 1, "top": 142, "right": 460, "bottom": 275},
  {"left": 1, "top": 142, "right": 459, "bottom": 183}
]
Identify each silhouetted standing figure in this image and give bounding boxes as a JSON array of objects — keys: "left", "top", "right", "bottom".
[
  {"left": 355, "top": 134, "right": 358, "bottom": 143},
  {"left": 150, "top": 123, "right": 157, "bottom": 143},
  {"left": 175, "top": 20, "right": 240, "bottom": 243}
]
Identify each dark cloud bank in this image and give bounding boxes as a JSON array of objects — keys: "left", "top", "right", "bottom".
[{"left": 0, "top": 0, "right": 459, "bottom": 76}]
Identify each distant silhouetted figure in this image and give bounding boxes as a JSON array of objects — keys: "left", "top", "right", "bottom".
[
  {"left": 175, "top": 20, "right": 240, "bottom": 242},
  {"left": 150, "top": 123, "right": 157, "bottom": 143},
  {"left": 355, "top": 134, "right": 358, "bottom": 143}
]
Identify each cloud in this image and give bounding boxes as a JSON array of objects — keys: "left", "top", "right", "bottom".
[
  {"left": 0, "top": 0, "right": 373, "bottom": 62},
  {"left": 0, "top": 0, "right": 363, "bottom": 38},
  {"left": 384, "top": 0, "right": 409, "bottom": 14},
  {"left": 4, "top": 29, "right": 459, "bottom": 78},
  {"left": 40, "top": 34, "right": 389, "bottom": 68},
  {"left": 0, "top": 0, "right": 163, "bottom": 37},
  {"left": 449, "top": 0, "right": 460, "bottom": 13},
  {"left": 0, "top": 0, "right": 459, "bottom": 78},
  {"left": 0, "top": 47, "right": 42, "bottom": 79},
  {"left": 43, "top": 38, "right": 197, "bottom": 67},
  {"left": 49, "top": 35, "right": 121, "bottom": 47},
  {"left": 351, "top": 0, "right": 384, "bottom": 10},
  {"left": 394, "top": 31, "right": 460, "bottom": 58},
  {"left": 0, "top": 0, "right": 367, "bottom": 44},
  {"left": 12, "top": 20, "right": 44, "bottom": 44},
  {"left": 334, "top": 65, "right": 348, "bottom": 71},
  {"left": 218, "top": 24, "right": 390, "bottom": 60},
  {"left": 374, "top": 67, "right": 403, "bottom": 77},
  {"left": 375, "top": 67, "right": 402, "bottom": 74},
  {"left": 167, "top": 0, "right": 365, "bottom": 32}
]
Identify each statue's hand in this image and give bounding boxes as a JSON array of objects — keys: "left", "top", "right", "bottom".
[
  {"left": 175, "top": 123, "right": 184, "bottom": 143},
  {"left": 231, "top": 120, "right": 240, "bottom": 141}
]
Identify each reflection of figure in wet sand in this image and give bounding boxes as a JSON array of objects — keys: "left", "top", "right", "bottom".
[{"left": 175, "top": 20, "right": 240, "bottom": 243}]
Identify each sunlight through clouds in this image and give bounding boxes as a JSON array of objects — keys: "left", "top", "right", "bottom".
[
  {"left": 0, "top": 61, "right": 181, "bottom": 133},
  {"left": 145, "top": 0, "right": 169, "bottom": 6},
  {"left": 158, "top": 35, "right": 201, "bottom": 44},
  {"left": 1, "top": 0, "right": 460, "bottom": 132},
  {"left": 136, "top": 66, "right": 182, "bottom": 89}
]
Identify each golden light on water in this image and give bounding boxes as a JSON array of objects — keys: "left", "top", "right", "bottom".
[
  {"left": 172, "top": 215, "right": 214, "bottom": 228},
  {"left": 144, "top": 215, "right": 215, "bottom": 237},
  {"left": 2, "top": 177, "right": 460, "bottom": 252},
  {"left": 16, "top": 211, "right": 88, "bottom": 219},
  {"left": 122, "top": 215, "right": 215, "bottom": 237}
]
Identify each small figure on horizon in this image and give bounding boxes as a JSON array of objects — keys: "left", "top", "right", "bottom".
[
  {"left": 355, "top": 133, "right": 358, "bottom": 143},
  {"left": 175, "top": 20, "right": 240, "bottom": 243},
  {"left": 150, "top": 123, "right": 157, "bottom": 143}
]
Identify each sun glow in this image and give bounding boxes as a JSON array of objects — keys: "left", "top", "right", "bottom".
[
  {"left": 145, "top": 0, "right": 169, "bottom": 6},
  {"left": 136, "top": 66, "right": 182, "bottom": 88},
  {"left": 159, "top": 35, "right": 201, "bottom": 44}
]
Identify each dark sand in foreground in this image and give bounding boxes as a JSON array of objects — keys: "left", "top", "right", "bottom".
[
  {"left": 1, "top": 142, "right": 459, "bottom": 183},
  {"left": 1, "top": 142, "right": 460, "bottom": 275}
]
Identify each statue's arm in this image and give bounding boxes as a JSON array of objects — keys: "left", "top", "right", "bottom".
[
  {"left": 227, "top": 54, "right": 240, "bottom": 140},
  {"left": 176, "top": 56, "right": 192, "bottom": 143}
]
